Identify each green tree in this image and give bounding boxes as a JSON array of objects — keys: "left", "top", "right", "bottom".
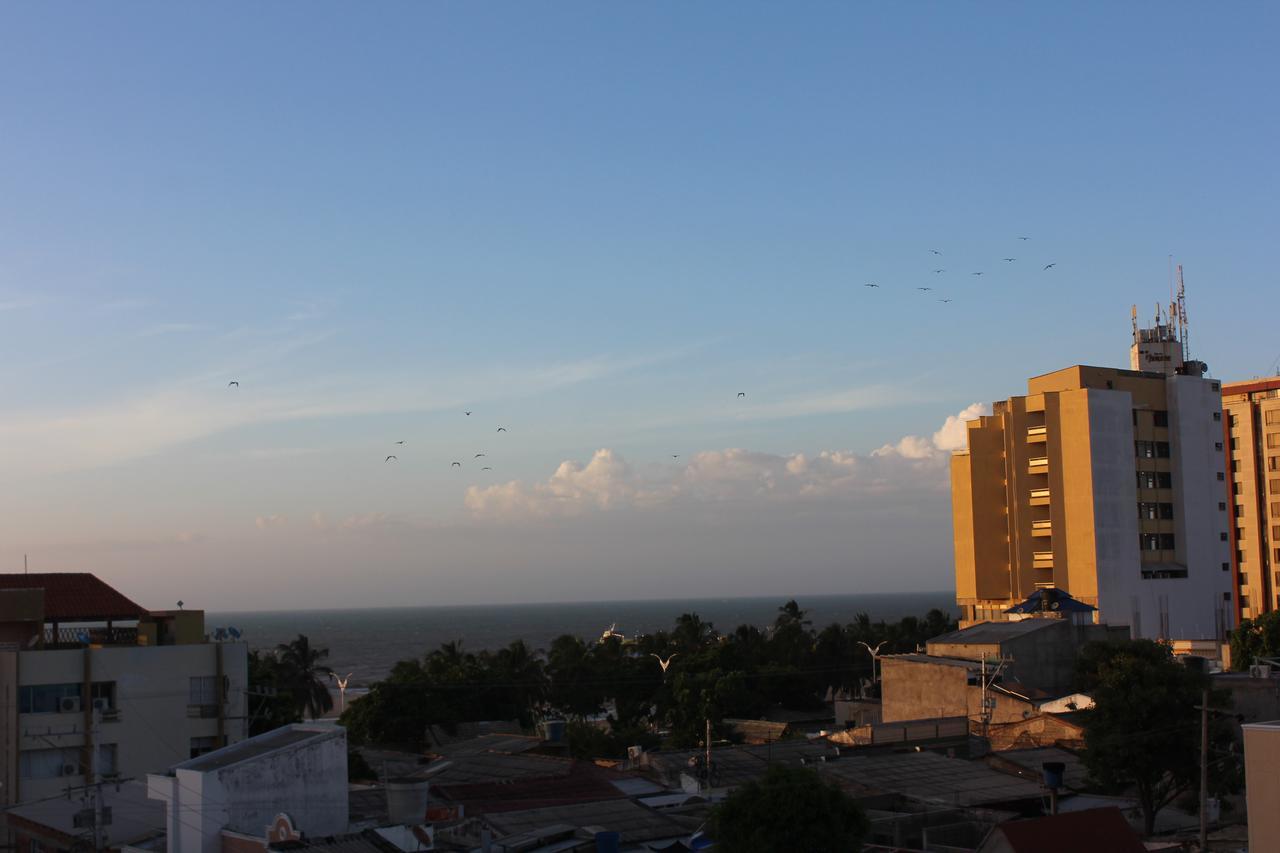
[
  {"left": 275, "top": 634, "right": 335, "bottom": 720},
  {"left": 247, "top": 649, "right": 301, "bottom": 736},
  {"left": 1228, "top": 610, "right": 1280, "bottom": 671},
  {"left": 1075, "top": 640, "right": 1237, "bottom": 835},
  {"left": 709, "top": 764, "right": 868, "bottom": 852}
]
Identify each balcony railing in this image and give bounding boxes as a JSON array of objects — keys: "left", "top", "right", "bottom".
[
  {"left": 1028, "top": 457, "right": 1049, "bottom": 473},
  {"left": 1031, "top": 520, "right": 1053, "bottom": 537},
  {"left": 1029, "top": 488, "right": 1051, "bottom": 506},
  {"left": 42, "top": 627, "right": 138, "bottom": 649},
  {"left": 1026, "top": 426, "right": 1047, "bottom": 443}
]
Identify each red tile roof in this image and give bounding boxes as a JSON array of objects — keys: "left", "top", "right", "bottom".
[
  {"left": 985, "top": 807, "right": 1145, "bottom": 853},
  {"left": 0, "top": 573, "right": 149, "bottom": 621}
]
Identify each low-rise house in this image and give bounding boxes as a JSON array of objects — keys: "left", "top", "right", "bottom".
[
  {"left": 0, "top": 573, "right": 248, "bottom": 806},
  {"left": 4, "top": 779, "right": 165, "bottom": 852},
  {"left": 1243, "top": 719, "right": 1280, "bottom": 852},
  {"left": 438, "top": 799, "right": 703, "bottom": 852},
  {"left": 974, "top": 806, "right": 1145, "bottom": 853}
]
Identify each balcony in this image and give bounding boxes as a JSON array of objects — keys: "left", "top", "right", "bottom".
[
  {"left": 42, "top": 626, "right": 139, "bottom": 650},
  {"left": 1029, "top": 488, "right": 1051, "bottom": 506},
  {"left": 1031, "top": 520, "right": 1053, "bottom": 538},
  {"left": 1028, "top": 457, "right": 1049, "bottom": 474},
  {"left": 1026, "top": 426, "right": 1048, "bottom": 443},
  {"left": 1033, "top": 551, "right": 1054, "bottom": 569}
]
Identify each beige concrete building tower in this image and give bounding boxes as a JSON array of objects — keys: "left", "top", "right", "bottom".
[
  {"left": 1222, "top": 376, "right": 1280, "bottom": 620},
  {"left": 951, "top": 309, "right": 1233, "bottom": 642}
]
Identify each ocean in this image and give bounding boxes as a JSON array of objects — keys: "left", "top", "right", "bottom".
[{"left": 209, "top": 591, "right": 955, "bottom": 687}]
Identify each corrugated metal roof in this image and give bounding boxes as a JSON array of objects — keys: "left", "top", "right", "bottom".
[
  {"left": 0, "top": 573, "right": 149, "bottom": 621},
  {"left": 485, "top": 799, "right": 700, "bottom": 844},
  {"left": 988, "top": 807, "right": 1145, "bottom": 853}
]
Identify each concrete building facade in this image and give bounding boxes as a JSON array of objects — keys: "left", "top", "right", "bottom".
[
  {"left": 1222, "top": 376, "right": 1280, "bottom": 620},
  {"left": 951, "top": 320, "right": 1233, "bottom": 641},
  {"left": 0, "top": 574, "right": 248, "bottom": 807}
]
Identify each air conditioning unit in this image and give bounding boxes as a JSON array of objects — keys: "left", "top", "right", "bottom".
[
  {"left": 60, "top": 764, "right": 78, "bottom": 777},
  {"left": 91, "top": 698, "right": 111, "bottom": 712},
  {"left": 59, "top": 696, "right": 81, "bottom": 713},
  {"left": 1250, "top": 664, "right": 1272, "bottom": 679}
]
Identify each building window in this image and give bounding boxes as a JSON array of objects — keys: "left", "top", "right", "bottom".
[
  {"left": 190, "top": 736, "right": 221, "bottom": 759},
  {"left": 1221, "top": 532, "right": 1229, "bottom": 541},
  {"left": 1160, "top": 533, "right": 1175, "bottom": 550},
  {"left": 1267, "top": 410, "right": 1280, "bottom": 425},
  {"left": 1241, "top": 594, "right": 1251, "bottom": 608},
  {"left": 1273, "top": 525, "right": 1280, "bottom": 539},
  {"left": 1237, "top": 528, "right": 1245, "bottom": 541},
  {"left": 1216, "top": 441, "right": 1224, "bottom": 451},
  {"left": 1232, "top": 414, "right": 1240, "bottom": 427},
  {"left": 1214, "top": 412, "right": 1222, "bottom": 422},
  {"left": 1268, "top": 433, "right": 1280, "bottom": 449},
  {"left": 1271, "top": 479, "right": 1280, "bottom": 494},
  {"left": 1238, "top": 550, "right": 1247, "bottom": 563},
  {"left": 99, "top": 744, "right": 118, "bottom": 776},
  {"left": 89, "top": 682, "right": 116, "bottom": 712},
  {"left": 1272, "top": 502, "right": 1280, "bottom": 516},
  {"left": 1240, "top": 572, "right": 1250, "bottom": 586},
  {"left": 1236, "top": 504, "right": 1246, "bottom": 518},
  {"left": 20, "top": 683, "right": 82, "bottom": 715},
  {"left": 1223, "top": 562, "right": 1231, "bottom": 572},
  {"left": 1269, "top": 456, "right": 1280, "bottom": 472},
  {"left": 1154, "top": 410, "right": 1169, "bottom": 427},
  {"left": 1232, "top": 460, "right": 1242, "bottom": 473},
  {"left": 1219, "top": 502, "right": 1227, "bottom": 511},
  {"left": 18, "top": 747, "right": 80, "bottom": 780},
  {"left": 1136, "top": 441, "right": 1155, "bottom": 458},
  {"left": 189, "top": 676, "right": 223, "bottom": 709},
  {"left": 1235, "top": 482, "right": 1244, "bottom": 494},
  {"left": 1218, "top": 472, "right": 1226, "bottom": 481}
]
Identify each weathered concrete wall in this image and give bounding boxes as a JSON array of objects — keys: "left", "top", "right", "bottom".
[{"left": 880, "top": 658, "right": 972, "bottom": 723}]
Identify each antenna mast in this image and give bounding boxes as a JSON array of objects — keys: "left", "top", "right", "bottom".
[{"left": 1176, "top": 264, "right": 1189, "bottom": 362}]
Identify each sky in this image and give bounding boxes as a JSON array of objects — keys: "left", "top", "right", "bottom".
[{"left": 0, "top": 3, "right": 1276, "bottom": 611}]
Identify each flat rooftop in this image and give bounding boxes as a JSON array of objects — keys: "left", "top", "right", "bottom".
[
  {"left": 929, "top": 619, "right": 1061, "bottom": 646},
  {"left": 177, "top": 725, "right": 332, "bottom": 773}
]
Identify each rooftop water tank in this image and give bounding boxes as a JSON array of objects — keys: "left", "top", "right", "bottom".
[{"left": 385, "top": 778, "right": 430, "bottom": 825}]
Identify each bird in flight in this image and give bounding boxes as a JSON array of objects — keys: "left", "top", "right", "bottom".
[
  {"left": 933, "top": 269, "right": 945, "bottom": 274},
  {"left": 1002, "top": 258, "right": 1016, "bottom": 262},
  {"left": 465, "top": 411, "right": 472, "bottom": 416},
  {"left": 651, "top": 653, "right": 678, "bottom": 673},
  {"left": 451, "top": 461, "right": 462, "bottom": 467},
  {"left": 496, "top": 427, "right": 507, "bottom": 433},
  {"left": 930, "top": 249, "right": 942, "bottom": 255},
  {"left": 475, "top": 453, "right": 486, "bottom": 458},
  {"left": 737, "top": 392, "right": 746, "bottom": 398},
  {"left": 917, "top": 286, "right": 932, "bottom": 292},
  {"left": 227, "top": 381, "right": 239, "bottom": 388},
  {"left": 671, "top": 454, "right": 679, "bottom": 459},
  {"left": 971, "top": 272, "right": 984, "bottom": 276},
  {"left": 384, "top": 455, "right": 397, "bottom": 463},
  {"left": 395, "top": 441, "right": 405, "bottom": 445},
  {"left": 481, "top": 466, "right": 492, "bottom": 471},
  {"left": 938, "top": 298, "right": 953, "bottom": 303},
  {"left": 864, "top": 283, "right": 879, "bottom": 288},
  {"left": 1043, "top": 263, "right": 1056, "bottom": 270},
  {"left": 1018, "top": 236, "right": 1030, "bottom": 241}
]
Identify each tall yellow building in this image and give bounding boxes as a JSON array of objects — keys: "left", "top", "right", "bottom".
[
  {"left": 951, "top": 317, "right": 1234, "bottom": 642},
  {"left": 1222, "top": 376, "right": 1280, "bottom": 620}
]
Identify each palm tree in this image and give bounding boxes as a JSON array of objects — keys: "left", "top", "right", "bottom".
[{"left": 276, "top": 634, "right": 335, "bottom": 720}]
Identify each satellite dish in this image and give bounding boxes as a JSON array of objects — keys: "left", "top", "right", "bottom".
[{"left": 227, "top": 626, "right": 242, "bottom": 639}]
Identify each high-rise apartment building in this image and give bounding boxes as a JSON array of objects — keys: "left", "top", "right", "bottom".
[
  {"left": 1222, "top": 376, "right": 1280, "bottom": 620},
  {"left": 951, "top": 313, "right": 1233, "bottom": 642}
]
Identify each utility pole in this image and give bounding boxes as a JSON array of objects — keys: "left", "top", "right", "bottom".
[
  {"left": 704, "top": 718, "right": 712, "bottom": 789},
  {"left": 1199, "top": 686, "right": 1209, "bottom": 852}
]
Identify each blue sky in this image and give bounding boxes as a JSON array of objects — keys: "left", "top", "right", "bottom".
[{"left": 0, "top": 3, "right": 1275, "bottom": 609}]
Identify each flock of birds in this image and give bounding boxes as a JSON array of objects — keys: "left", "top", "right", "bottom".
[
  {"left": 864, "top": 238, "right": 1056, "bottom": 304},
  {"left": 224, "top": 241, "right": 1055, "bottom": 475}
]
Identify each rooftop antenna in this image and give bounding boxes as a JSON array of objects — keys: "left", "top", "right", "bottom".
[
  {"left": 1176, "top": 264, "right": 1189, "bottom": 362},
  {"left": 24, "top": 554, "right": 28, "bottom": 575}
]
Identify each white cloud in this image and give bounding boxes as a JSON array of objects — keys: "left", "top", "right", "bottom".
[
  {"left": 465, "top": 403, "right": 988, "bottom": 521},
  {"left": 932, "top": 402, "right": 989, "bottom": 451}
]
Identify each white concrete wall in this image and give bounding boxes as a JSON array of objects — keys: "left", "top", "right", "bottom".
[
  {"left": 1087, "top": 389, "right": 1143, "bottom": 631},
  {"left": 13, "top": 642, "right": 247, "bottom": 803},
  {"left": 150, "top": 726, "right": 347, "bottom": 853},
  {"left": 1167, "top": 375, "right": 1234, "bottom": 639}
]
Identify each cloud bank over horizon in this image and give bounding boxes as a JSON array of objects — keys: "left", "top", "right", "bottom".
[{"left": 464, "top": 403, "right": 989, "bottom": 521}]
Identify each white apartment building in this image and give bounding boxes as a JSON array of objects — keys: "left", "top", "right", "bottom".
[{"left": 0, "top": 573, "right": 247, "bottom": 806}]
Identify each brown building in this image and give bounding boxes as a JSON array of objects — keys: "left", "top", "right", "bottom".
[
  {"left": 951, "top": 316, "right": 1233, "bottom": 641},
  {"left": 1222, "top": 376, "right": 1280, "bottom": 620}
]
